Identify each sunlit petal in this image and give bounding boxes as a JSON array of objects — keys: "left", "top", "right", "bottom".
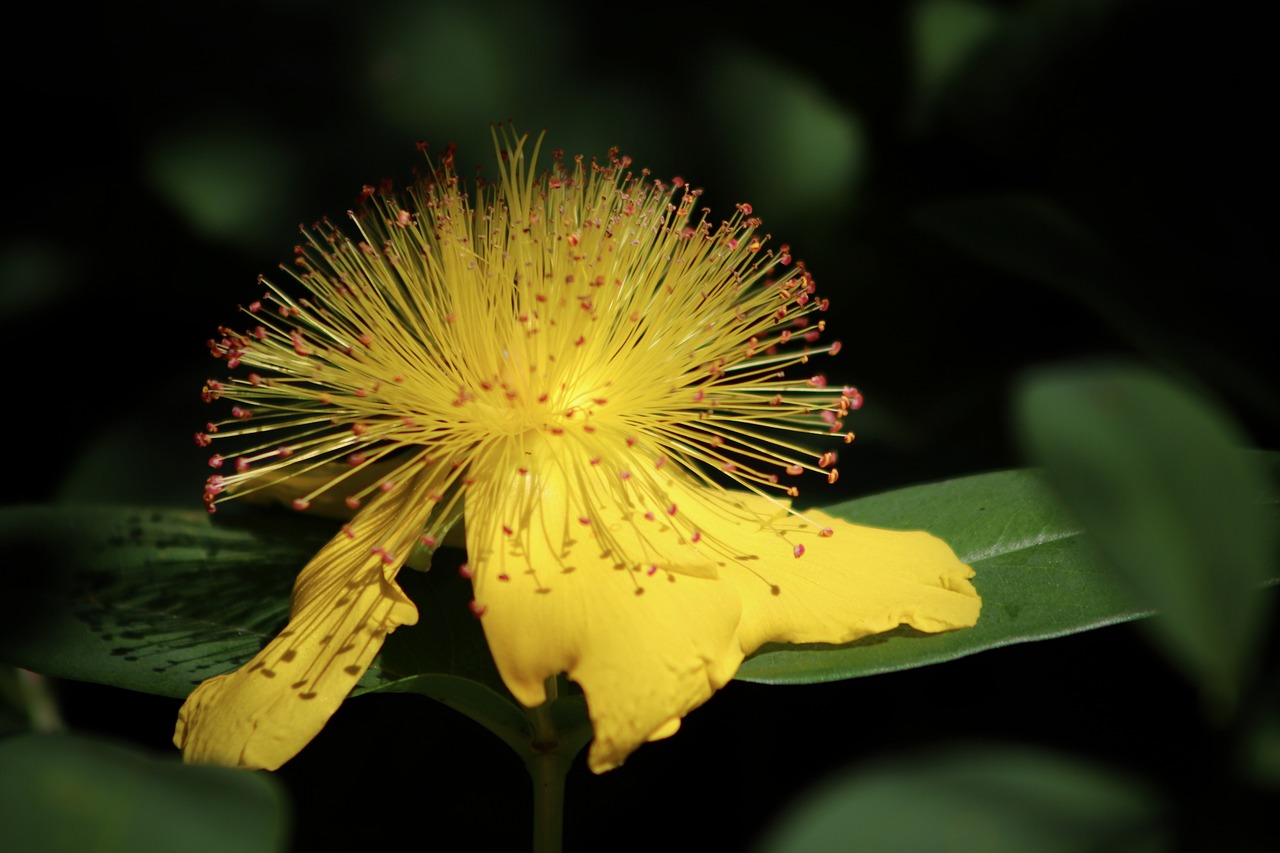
[{"left": 174, "top": 480, "right": 435, "bottom": 769}]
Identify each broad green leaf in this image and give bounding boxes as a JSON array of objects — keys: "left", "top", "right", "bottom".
[
  {"left": 0, "top": 507, "right": 501, "bottom": 701},
  {"left": 1015, "top": 363, "right": 1276, "bottom": 710},
  {"left": 754, "top": 745, "right": 1169, "bottom": 853},
  {"left": 915, "top": 194, "right": 1280, "bottom": 425},
  {"left": 739, "top": 468, "right": 1140, "bottom": 682},
  {"left": 0, "top": 507, "right": 317, "bottom": 699},
  {"left": 0, "top": 733, "right": 288, "bottom": 853}
]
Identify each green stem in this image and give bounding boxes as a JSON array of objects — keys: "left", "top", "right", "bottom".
[
  {"left": 527, "top": 677, "right": 568, "bottom": 853},
  {"left": 527, "top": 745, "right": 570, "bottom": 853}
]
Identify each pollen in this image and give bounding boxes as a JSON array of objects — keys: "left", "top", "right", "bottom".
[{"left": 196, "top": 125, "right": 856, "bottom": 565}]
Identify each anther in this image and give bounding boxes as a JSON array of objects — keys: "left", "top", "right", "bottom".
[
  {"left": 458, "top": 563, "right": 474, "bottom": 579},
  {"left": 292, "top": 498, "right": 311, "bottom": 510},
  {"left": 468, "top": 600, "right": 487, "bottom": 618},
  {"left": 793, "top": 544, "right": 805, "bottom": 558}
]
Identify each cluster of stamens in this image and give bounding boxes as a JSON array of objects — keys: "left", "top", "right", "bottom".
[{"left": 199, "top": 128, "right": 862, "bottom": 570}]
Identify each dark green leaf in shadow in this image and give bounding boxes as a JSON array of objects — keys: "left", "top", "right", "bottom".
[
  {"left": 754, "top": 744, "right": 1169, "bottom": 853},
  {"left": 0, "top": 732, "right": 288, "bottom": 853},
  {"left": 0, "top": 507, "right": 323, "bottom": 698},
  {"left": 915, "top": 194, "right": 1280, "bottom": 424},
  {"left": 1015, "top": 363, "right": 1276, "bottom": 711},
  {"left": 915, "top": 193, "right": 1117, "bottom": 297}
]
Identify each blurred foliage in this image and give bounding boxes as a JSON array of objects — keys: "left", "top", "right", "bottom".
[
  {"left": 1016, "top": 364, "right": 1275, "bottom": 713},
  {"left": 0, "top": 733, "right": 288, "bottom": 853},
  {"left": 756, "top": 744, "right": 1170, "bottom": 853}
]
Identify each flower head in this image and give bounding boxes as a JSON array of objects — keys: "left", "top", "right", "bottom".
[{"left": 175, "top": 127, "right": 980, "bottom": 773}]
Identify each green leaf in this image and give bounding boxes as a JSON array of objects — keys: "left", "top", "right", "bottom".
[
  {"left": 754, "top": 744, "right": 1169, "bottom": 853},
  {"left": 0, "top": 507, "right": 505, "bottom": 701},
  {"left": 0, "top": 732, "right": 288, "bottom": 853},
  {"left": 0, "top": 507, "right": 318, "bottom": 699},
  {"left": 1015, "top": 363, "right": 1276, "bottom": 710},
  {"left": 738, "top": 468, "right": 1148, "bottom": 683}
]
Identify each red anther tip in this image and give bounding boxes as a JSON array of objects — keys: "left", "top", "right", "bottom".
[
  {"left": 458, "top": 562, "right": 473, "bottom": 579},
  {"left": 208, "top": 454, "right": 223, "bottom": 469},
  {"left": 195, "top": 433, "right": 212, "bottom": 447},
  {"left": 827, "top": 470, "right": 839, "bottom": 484},
  {"left": 292, "top": 498, "right": 310, "bottom": 510},
  {"left": 793, "top": 544, "right": 805, "bottom": 558},
  {"left": 667, "top": 504, "right": 678, "bottom": 516},
  {"left": 829, "top": 341, "right": 842, "bottom": 355},
  {"left": 345, "top": 496, "right": 361, "bottom": 509},
  {"left": 819, "top": 527, "right": 834, "bottom": 538},
  {"left": 468, "top": 600, "right": 486, "bottom": 618},
  {"left": 578, "top": 516, "right": 591, "bottom": 525},
  {"left": 420, "top": 535, "right": 438, "bottom": 547},
  {"left": 502, "top": 525, "right": 514, "bottom": 536}
]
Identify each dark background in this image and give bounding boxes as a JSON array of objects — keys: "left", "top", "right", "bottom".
[{"left": 3, "top": 0, "right": 1274, "bottom": 850}]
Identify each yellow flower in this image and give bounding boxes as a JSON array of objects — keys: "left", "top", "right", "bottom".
[{"left": 174, "top": 128, "right": 980, "bottom": 773}]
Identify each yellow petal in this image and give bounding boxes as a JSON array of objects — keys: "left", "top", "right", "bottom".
[
  {"left": 174, "top": 480, "right": 437, "bottom": 770},
  {"left": 692, "top": 495, "right": 981, "bottom": 653},
  {"left": 468, "top": 445, "right": 979, "bottom": 773},
  {"left": 467, "top": 447, "right": 744, "bottom": 773}
]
